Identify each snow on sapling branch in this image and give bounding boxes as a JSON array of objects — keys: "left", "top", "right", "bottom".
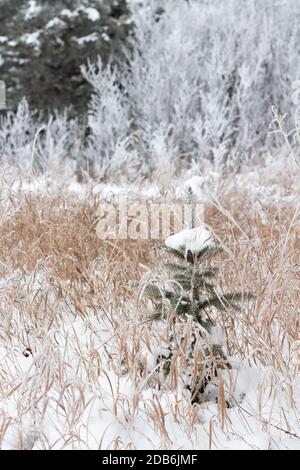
[{"left": 145, "top": 187, "right": 249, "bottom": 403}]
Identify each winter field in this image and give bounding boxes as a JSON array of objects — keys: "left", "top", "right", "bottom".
[
  {"left": 0, "top": 160, "right": 299, "bottom": 450},
  {"left": 0, "top": 0, "right": 300, "bottom": 451}
]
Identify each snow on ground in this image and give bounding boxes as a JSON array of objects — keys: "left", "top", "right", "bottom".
[
  {"left": 1, "top": 272, "right": 299, "bottom": 450},
  {"left": 0, "top": 167, "right": 299, "bottom": 450}
]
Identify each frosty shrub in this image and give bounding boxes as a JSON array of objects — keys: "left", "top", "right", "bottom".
[
  {"left": 0, "top": 98, "right": 79, "bottom": 172},
  {"left": 0, "top": 98, "right": 36, "bottom": 169},
  {"left": 32, "top": 110, "right": 80, "bottom": 174},
  {"left": 81, "top": 58, "right": 132, "bottom": 179},
  {"left": 84, "top": 0, "right": 300, "bottom": 176},
  {"left": 1, "top": 0, "right": 299, "bottom": 177}
]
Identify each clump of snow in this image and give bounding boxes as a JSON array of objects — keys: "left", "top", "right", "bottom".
[
  {"left": 21, "top": 31, "right": 41, "bottom": 48},
  {"left": 24, "top": 0, "right": 42, "bottom": 21},
  {"left": 74, "top": 33, "right": 98, "bottom": 46},
  {"left": 101, "top": 33, "right": 110, "bottom": 42},
  {"left": 46, "top": 18, "right": 67, "bottom": 29},
  {"left": 82, "top": 7, "right": 101, "bottom": 22},
  {"left": 165, "top": 227, "right": 214, "bottom": 253},
  {"left": 60, "top": 6, "right": 100, "bottom": 22},
  {"left": 60, "top": 9, "right": 79, "bottom": 19}
]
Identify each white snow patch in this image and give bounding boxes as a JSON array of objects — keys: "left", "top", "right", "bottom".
[
  {"left": 74, "top": 33, "right": 98, "bottom": 46},
  {"left": 210, "top": 325, "right": 226, "bottom": 347},
  {"left": 82, "top": 7, "right": 101, "bottom": 22},
  {"left": 60, "top": 9, "right": 79, "bottom": 19},
  {"left": 92, "top": 183, "right": 159, "bottom": 199},
  {"left": 46, "top": 18, "right": 67, "bottom": 29},
  {"left": 24, "top": 0, "right": 42, "bottom": 21},
  {"left": 60, "top": 7, "right": 100, "bottom": 22},
  {"left": 165, "top": 227, "right": 214, "bottom": 253},
  {"left": 101, "top": 33, "right": 110, "bottom": 42},
  {"left": 21, "top": 31, "right": 41, "bottom": 48}
]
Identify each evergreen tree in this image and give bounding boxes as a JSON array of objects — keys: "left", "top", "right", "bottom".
[
  {"left": 145, "top": 191, "right": 250, "bottom": 403},
  {"left": 0, "top": 0, "right": 132, "bottom": 114}
]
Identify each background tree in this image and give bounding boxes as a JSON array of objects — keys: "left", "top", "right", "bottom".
[{"left": 0, "top": 0, "right": 132, "bottom": 115}]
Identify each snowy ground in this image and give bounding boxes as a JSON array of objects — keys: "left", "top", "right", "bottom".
[{"left": 0, "top": 164, "right": 299, "bottom": 450}]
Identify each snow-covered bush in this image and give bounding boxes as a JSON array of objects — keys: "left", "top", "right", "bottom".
[
  {"left": 0, "top": 98, "right": 79, "bottom": 172},
  {"left": 81, "top": 58, "right": 132, "bottom": 178},
  {"left": 85, "top": 0, "right": 300, "bottom": 175},
  {"left": 32, "top": 110, "right": 80, "bottom": 173},
  {"left": 2, "top": 0, "right": 300, "bottom": 177},
  {"left": 0, "top": 98, "right": 36, "bottom": 168},
  {"left": 134, "top": 0, "right": 299, "bottom": 154}
]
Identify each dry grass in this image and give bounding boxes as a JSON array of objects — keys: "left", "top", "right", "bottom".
[{"left": 0, "top": 166, "right": 299, "bottom": 449}]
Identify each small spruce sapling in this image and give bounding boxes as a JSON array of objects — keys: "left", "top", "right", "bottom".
[{"left": 145, "top": 187, "right": 249, "bottom": 403}]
